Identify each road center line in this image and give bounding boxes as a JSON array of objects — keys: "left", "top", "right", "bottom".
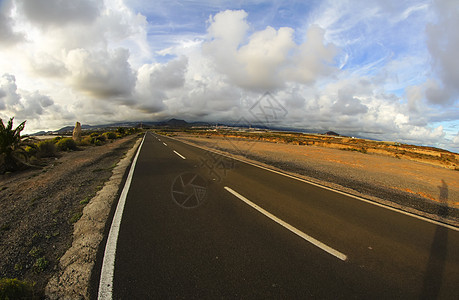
[
  {"left": 173, "top": 150, "right": 186, "bottom": 159},
  {"left": 98, "top": 134, "right": 145, "bottom": 299},
  {"left": 163, "top": 142, "right": 167, "bottom": 146},
  {"left": 224, "top": 186, "right": 348, "bottom": 261}
]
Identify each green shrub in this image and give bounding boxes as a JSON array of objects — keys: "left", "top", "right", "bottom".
[
  {"left": 24, "top": 145, "right": 37, "bottom": 156},
  {"left": 78, "top": 136, "right": 92, "bottom": 146},
  {"left": 90, "top": 134, "right": 106, "bottom": 146},
  {"left": 56, "top": 138, "right": 77, "bottom": 151},
  {"left": 33, "top": 256, "right": 48, "bottom": 273},
  {"left": 36, "top": 140, "right": 56, "bottom": 158},
  {"left": 96, "top": 134, "right": 106, "bottom": 142},
  {"left": 117, "top": 127, "right": 126, "bottom": 135},
  {"left": 0, "top": 278, "right": 34, "bottom": 299},
  {"left": 103, "top": 132, "right": 117, "bottom": 140},
  {"left": 127, "top": 127, "right": 140, "bottom": 135}
]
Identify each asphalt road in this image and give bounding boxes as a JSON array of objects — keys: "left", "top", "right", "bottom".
[{"left": 97, "top": 132, "right": 459, "bottom": 299}]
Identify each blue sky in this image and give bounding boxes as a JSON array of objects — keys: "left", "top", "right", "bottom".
[{"left": 0, "top": 0, "right": 458, "bottom": 152}]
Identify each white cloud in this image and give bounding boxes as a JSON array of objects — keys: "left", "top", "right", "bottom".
[
  {"left": 66, "top": 48, "right": 137, "bottom": 99},
  {"left": 453, "top": 132, "right": 459, "bottom": 147},
  {"left": 0, "top": 73, "right": 71, "bottom": 126},
  {"left": 133, "top": 56, "right": 189, "bottom": 113},
  {"left": 238, "top": 26, "right": 294, "bottom": 89},
  {"left": 204, "top": 10, "right": 339, "bottom": 91},
  {"left": 284, "top": 25, "right": 337, "bottom": 84},
  {"left": 0, "top": 74, "right": 21, "bottom": 109}
]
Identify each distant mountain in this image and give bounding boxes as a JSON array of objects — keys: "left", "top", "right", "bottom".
[
  {"left": 164, "top": 118, "right": 189, "bottom": 127},
  {"left": 53, "top": 124, "right": 92, "bottom": 134},
  {"left": 29, "top": 119, "right": 196, "bottom": 136},
  {"left": 28, "top": 130, "right": 49, "bottom": 136},
  {"left": 325, "top": 131, "right": 340, "bottom": 136},
  {"left": 29, "top": 119, "right": 343, "bottom": 138},
  {"left": 152, "top": 118, "right": 210, "bottom": 127}
]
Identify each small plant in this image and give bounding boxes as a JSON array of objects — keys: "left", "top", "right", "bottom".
[
  {"left": 31, "top": 232, "right": 41, "bottom": 241},
  {"left": 69, "top": 212, "right": 83, "bottom": 223},
  {"left": 33, "top": 256, "right": 48, "bottom": 273},
  {"left": 0, "top": 278, "right": 35, "bottom": 299},
  {"left": 28, "top": 246, "right": 42, "bottom": 258},
  {"left": 37, "top": 140, "right": 56, "bottom": 158},
  {"left": 80, "top": 197, "right": 90, "bottom": 205},
  {"left": 56, "top": 137, "right": 77, "bottom": 151}
]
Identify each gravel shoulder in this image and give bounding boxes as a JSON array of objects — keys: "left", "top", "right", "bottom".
[
  {"left": 174, "top": 133, "right": 459, "bottom": 227},
  {"left": 0, "top": 134, "right": 140, "bottom": 298}
]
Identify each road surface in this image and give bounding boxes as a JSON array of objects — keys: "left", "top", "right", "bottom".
[{"left": 96, "top": 132, "right": 459, "bottom": 299}]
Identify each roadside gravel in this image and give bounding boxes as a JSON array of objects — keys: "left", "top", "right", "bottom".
[{"left": 0, "top": 134, "right": 139, "bottom": 298}]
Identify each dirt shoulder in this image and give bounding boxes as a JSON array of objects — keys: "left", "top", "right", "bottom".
[
  {"left": 0, "top": 134, "right": 139, "bottom": 298},
  {"left": 173, "top": 133, "right": 459, "bottom": 227}
]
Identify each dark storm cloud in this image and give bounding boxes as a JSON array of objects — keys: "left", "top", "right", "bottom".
[
  {"left": 0, "top": 2, "right": 24, "bottom": 46},
  {"left": 17, "top": 0, "right": 101, "bottom": 27},
  {"left": 425, "top": 0, "right": 459, "bottom": 105}
]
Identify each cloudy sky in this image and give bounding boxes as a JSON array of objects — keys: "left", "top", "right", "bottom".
[{"left": 0, "top": 0, "right": 458, "bottom": 152}]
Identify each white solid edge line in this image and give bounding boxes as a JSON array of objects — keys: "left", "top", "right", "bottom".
[
  {"left": 173, "top": 150, "right": 186, "bottom": 159},
  {"left": 162, "top": 135, "right": 458, "bottom": 232},
  {"left": 224, "top": 187, "right": 348, "bottom": 261},
  {"left": 98, "top": 134, "right": 146, "bottom": 300}
]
